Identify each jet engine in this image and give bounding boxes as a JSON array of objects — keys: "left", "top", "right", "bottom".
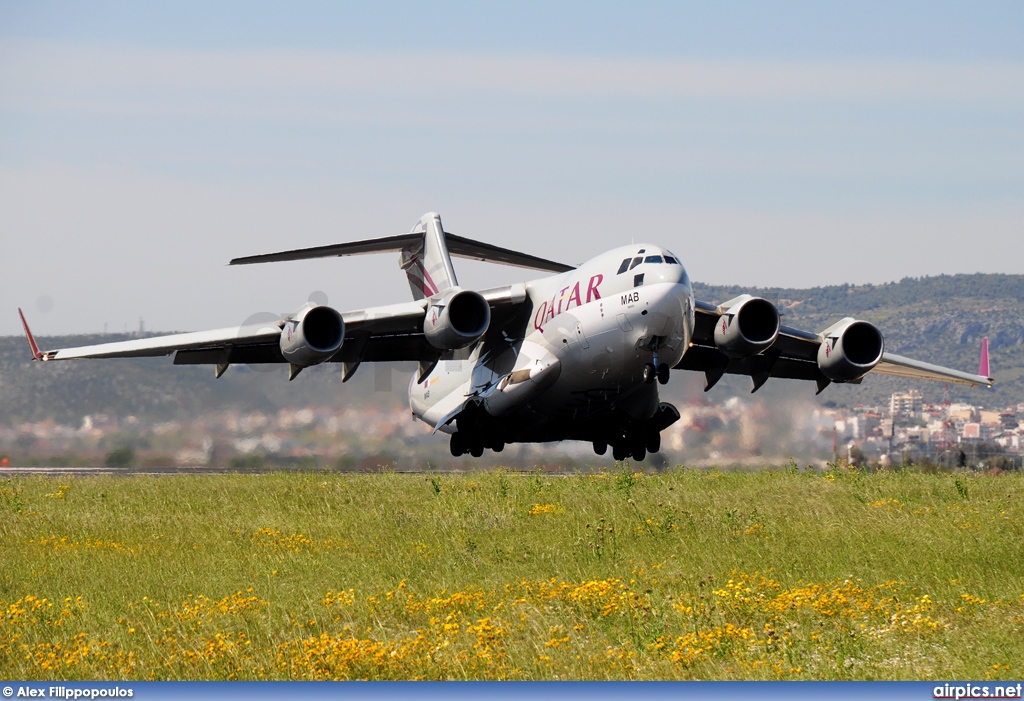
[
  {"left": 817, "top": 318, "right": 884, "bottom": 381},
  {"left": 424, "top": 289, "right": 491, "bottom": 350},
  {"left": 713, "top": 295, "right": 780, "bottom": 358},
  {"left": 279, "top": 305, "right": 345, "bottom": 367}
]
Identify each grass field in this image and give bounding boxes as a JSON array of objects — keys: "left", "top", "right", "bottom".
[{"left": 1, "top": 466, "right": 1022, "bottom": 680}]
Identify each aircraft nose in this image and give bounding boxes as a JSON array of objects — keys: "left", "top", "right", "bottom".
[{"left": 643, "top": 260, "right": 690, "bottom": 289}]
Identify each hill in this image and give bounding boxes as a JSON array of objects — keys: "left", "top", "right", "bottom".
[{"left": 692, "top": 273, "right": 1024, "bottom": 407}]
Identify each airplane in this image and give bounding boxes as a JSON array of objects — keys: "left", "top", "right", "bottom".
[{"left": 18, "top": 212, "right": 994, "bottom": 461}]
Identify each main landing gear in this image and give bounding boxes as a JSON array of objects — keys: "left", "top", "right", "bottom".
[
  {"left": 450, "top": 432, "right": 504, "bottom": 457},
  {"left": 448, "top": 400, "right": 505, "bottom": 457},
  {"left": 597, "top": 429, "right": 660, "bottom": 462},
  {"left": 593, "top": 402, "right": 679, "bottom": 463}
]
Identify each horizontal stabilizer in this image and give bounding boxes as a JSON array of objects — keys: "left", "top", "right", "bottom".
[
  {"left": 230, "top": 232, "right": 574, "bottom": 273},
  {"left": 230, "top": 233, "right": 421, "bottom": 266},
  {"left": 444, "top": 233, "right": 574, "bottom": 272}
]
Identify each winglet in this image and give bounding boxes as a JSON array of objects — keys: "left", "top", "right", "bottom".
[
  {"left": 18, "top": 308, "right": 44, "bottom": 361},
  {"left": 978, "top": 336, "right": 990, "bottom": 380}
]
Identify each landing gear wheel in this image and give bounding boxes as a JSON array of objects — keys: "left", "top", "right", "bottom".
[
  {"left": 470, "top": 444, "right": 484, "bottom": 458},
  {"left": 643, "top": 363, "right": 657, "bottom": 384},
  {"left": 657, "top": 363, "right": 670, "bottom": 385},
  {"left": 612, "top": 444, "right": 629, "bottom": 461},
  {"left": 646, "top": 431, "right": 661, "bottom": 453},
  {"left": 632, "top": 446, "right": 647, "bottom": 462},
  {"left": 593, "top": 441, "right": 607, "bottom": 456},
  {"left": 492, "top": 441, "right": 505, "bottom": 453},
  {"left": 450, "top": 434, "right": 466, "bottom": 457}
]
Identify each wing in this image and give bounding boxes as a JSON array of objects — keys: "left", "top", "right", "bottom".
[
  {"left": 21, "top": 284, "right": 529, "bottom": 381},
  {"left": 32, "top": 321, "right": 286, "bottom": 363},
  {"left": 871, "top": 353, "right": 994, "bottom": 386},
  {"left": 677, "top": 299, "right": 993, "bottom": 393}
]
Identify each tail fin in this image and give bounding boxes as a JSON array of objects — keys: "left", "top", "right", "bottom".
[
  {"left": 400, "top": 212, "right": 458, "bottom": 300},
  {"left": 978, "top": 336, "right": 990, "bottom": 379}
]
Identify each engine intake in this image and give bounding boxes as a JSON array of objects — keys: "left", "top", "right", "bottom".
[
  {"left": 279, "top": 305, "right": 345, "bottom": 368},
  {"left": 817, "top": 318, "right": 884, "bottom": 382},
  {"left": 425, "top": 289, "right": 491, "bottom": 350},
  {"left": 713, "top": 295, "right": 780, "bottom": 358}
]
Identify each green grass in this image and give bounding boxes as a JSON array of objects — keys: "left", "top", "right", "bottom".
[{"left": 1, "top": 467, "right": 1022, "bottom": 680}]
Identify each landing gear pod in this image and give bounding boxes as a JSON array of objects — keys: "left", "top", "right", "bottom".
[
  {"left": 424, "top": 289, "right": 491, "bottom": 350},
  {"left": 817, "top": 318, "right": 884, "bottom": 381},
  {"left": 483, "top": 340, "right": 561, "bottom": 417},
  {"left": 279, "top": 305, "right": 345, "bottom": 368}
]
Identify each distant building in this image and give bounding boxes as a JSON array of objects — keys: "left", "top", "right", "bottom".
[
  {"left": 905, "top": 427, "right": 930, "bottom": 444},
  {"left": 980, "top": 410, "right": 1003, "bottom": 426},
  {"left": 890, "top": 390, "right": 923, "bottom": 417},
  {"left": 948, "top": 404, "right": 977, "bottom": 422},
  {"left": 879, "top": 419, "right": 894, "bottom": 438}
]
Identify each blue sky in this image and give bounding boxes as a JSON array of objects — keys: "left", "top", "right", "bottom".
[{"left": 2, "top": 1, "right": 1022, "bottom": 336}]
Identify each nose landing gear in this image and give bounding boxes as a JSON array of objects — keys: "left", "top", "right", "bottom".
[{"left": 644, "top": 358, "right": 671, "bottom": 385}]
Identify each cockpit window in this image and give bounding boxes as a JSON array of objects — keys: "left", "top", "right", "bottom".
[{"left": 620, "top": 253, "right": 679, "bottom": 273}]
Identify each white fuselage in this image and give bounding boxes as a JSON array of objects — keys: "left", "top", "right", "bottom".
[{"left": 408, "top": 244, "right": 694, "bottom": 443}]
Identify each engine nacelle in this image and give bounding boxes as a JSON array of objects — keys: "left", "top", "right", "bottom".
[
  {"left": 424, "top": 289, "right": 491, "bottom": 350},
  {"left": 817, "top": 318, "right": 884, "bottom": 382},
  {"left": 713, "top": 295, "right": 780, "bottom": 358},
  {"left": 279, "top": 305, "right": 345, "bottom": 368}
]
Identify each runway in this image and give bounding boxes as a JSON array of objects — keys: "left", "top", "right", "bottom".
[
  {"left": 0, "top": 465, "right": 490, "bottom": 476},
  {"left": 0, "top": 465, "right": 336, "bottom": 476}
]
